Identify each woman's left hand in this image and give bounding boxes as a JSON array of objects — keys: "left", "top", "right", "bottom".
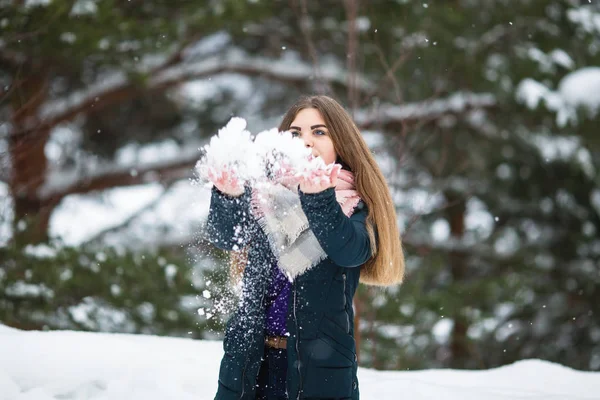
[{"left": 298, "top": 163, "right": 342, "bottom": 194}]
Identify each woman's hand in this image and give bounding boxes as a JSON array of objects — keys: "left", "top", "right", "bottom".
[
  {"left": 207, "top": 167, "right": 245, "bottom": 197},
  {"left": 273, "top": 160, "right": 301, "bottom": 190},
  {"left": 298, "top": 163, "right": 342, "bottom": 194}
]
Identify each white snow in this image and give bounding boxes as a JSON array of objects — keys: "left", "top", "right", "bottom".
[
  {"left": 196, "top": 117, "right": 340, "bottom": 188},
  {"left": 4, "top": 282, "right": 54, "bottom": 299},
  {"left": 530, "top": 134, "right": 581, "bottom": 162},
  {"left": 0, "top": 327, "right": 598, "bottom": 400},
  {"left": 558, "top": 67, "right": 600, "bottom": 114},
  {"left": 194, "top": 117, "right": 260, "bottom": 184},
  {"left": 182, "top": 32, "right": 231, "bottom": 60},
  {"left": 0, "top": 182, "right": 13, "bottom": 247},
  {"left": 39, "top": 50, "right": 373, "bottom": 125},
  {"left": 23, "top": 0, "right": 50, "bottom": 7},
  {"left": 252, "top": 127, "right": 312, "bottom": 178},
  {"left": 49, "top": 181, "right": 211, "bottom": 248},
  {"left": 49, "top": 184, "right": 165, "bottom": 246},
  {"left": 151, "top": 50, "right": 375, "bottom": 93},
  {"left": 115, "top": 139, "right": 193, "bottom": 166},
  {"left": 70, "top": 0, "right": 99, "bottom": 16},
  {"left": 23, "top": 244, "right": 58, "bottom": 259},
  {"left": 179, "top": 74, "right": 254, "bottom": 106},
  {"left": 0, "top": 140, "right": 213, "bottom": 249},
  {"left": 527, "top": 48, "right": 575, "bottom": 73},
  {"left": 516, "top": 78, "right": 552, "bottom": 110},
  {"left": 516, "top": 67, "right": 600, "bottom": 127},
  {"left": 432, "top": 318, "right": 454, "bottom": 344},
  {"left": 567, "top": 6, "right": 600, "bottom": 35},
  {"left": 39, "top": 71, "right": 128, "bottom": 122},
  {"left": 354, "top": 92, "right": 496, "bottom": 126},
  {"left": 550, "top": 49, "right": 575, "bottom": 70},
  {"left": 38, "top": 141, "right": 201, "bottom": 201}
]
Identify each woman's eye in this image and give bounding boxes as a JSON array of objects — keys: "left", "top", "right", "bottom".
[
  {"left": 314, "top": 129, "right": 326, "bottom": 136},
  {"left": 291, "top": 131, "right": 301, "bottom": 137}
]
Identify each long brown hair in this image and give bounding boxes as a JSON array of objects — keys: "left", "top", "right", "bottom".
[{"left": 230, "top": 95, "right": 405, "bottom": 286}]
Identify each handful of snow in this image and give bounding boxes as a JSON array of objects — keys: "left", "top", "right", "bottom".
[
  {"left": 195, "top": 118, "right": 260, "bottom": 184},
  {"left": 196, "top": 117, "right": 337, "bottom": 187},
  {"left": 252, "top": 128, "right": 312, "bottom": 181}
]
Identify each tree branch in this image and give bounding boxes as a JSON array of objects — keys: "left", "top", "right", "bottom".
[
  {"left": 294, "top": 0, "right": 333, "bottom": 95},
  {"left": 39, "top": 151, "right": 199, "bottom": 202},
  {"left": 82, "top": 181, "right": 177, "bottom": 246},
  {"left": 355, "top": 92, "right": 497, "bottom": 129},
  {"left": 0, "top": 49, "right": 29, "bottom": 71},
  {"left": 10, "top": 54, "right": 374, "bottom": 140},
  {"left": 0, "top": 166, "right": 9, "bottom": 184},
  {"left": 344, "top": 0, "right": 360, "bottom": 114},
  {"left": 365, "top": 47, "right": 413, "bottom": 107},
  {"left": 149, "top": 31, "right": 228, "bottom": 75}
]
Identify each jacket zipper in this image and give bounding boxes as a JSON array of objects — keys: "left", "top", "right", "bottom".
[
  {"left": 343, "top": 273, "right": 350, "bottom": 333},
  {"left": 294, "top": 280, "right": 303, "bottom": 399}
]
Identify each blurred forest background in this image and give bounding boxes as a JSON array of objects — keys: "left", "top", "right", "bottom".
[{"left": 1, "top": 0, "right": 599, "bottom": 372}]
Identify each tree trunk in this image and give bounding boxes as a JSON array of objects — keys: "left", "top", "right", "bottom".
[
  {"left": 444, "top": 190, "right": 470, "bottom": 368},
  {"left": 9, "top": 74, "right": 54, "bottom": 245}
]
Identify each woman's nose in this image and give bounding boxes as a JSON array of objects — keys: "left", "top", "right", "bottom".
[{"left": 303, "top": 136, "right": 313, "bottom": 148}]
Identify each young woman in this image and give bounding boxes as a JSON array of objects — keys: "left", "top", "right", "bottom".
[{"left": 206, "top": 95, "right": 404, "bottom": 400}]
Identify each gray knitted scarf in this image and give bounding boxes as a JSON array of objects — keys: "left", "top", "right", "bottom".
[{"left": 250, "top": 170, "right": 360, "bottom": 281}]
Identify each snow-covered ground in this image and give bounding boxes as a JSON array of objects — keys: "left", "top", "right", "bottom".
[{"left": 1, "top": 326, "right": 598, "bottom": 400}]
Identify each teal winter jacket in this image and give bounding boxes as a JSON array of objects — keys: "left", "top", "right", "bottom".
[{"left": 207, "top": 185, "right": 372, "bottom": 400}]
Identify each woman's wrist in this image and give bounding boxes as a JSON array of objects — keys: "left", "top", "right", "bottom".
[
  {"left": 215, "top": 186, "right": 245, "bottom": 197},
  {"left": 212, "top": 185, "right": 247, "bottom": 201}
]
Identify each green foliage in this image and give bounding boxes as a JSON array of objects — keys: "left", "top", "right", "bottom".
[
  {"left": 0, "top": 241, "right": 220, "bottom": 338},
  {"left": 343, "top": 0, "right": 600, "bottom": 372}
]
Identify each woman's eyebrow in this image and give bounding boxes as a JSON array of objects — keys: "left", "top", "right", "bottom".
[{"left": 288, "top": 124, "right": 327, "bottom": 130}]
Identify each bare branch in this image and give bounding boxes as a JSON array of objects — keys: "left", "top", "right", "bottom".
[
  {"left": 149, "top": 32, "right": 223, "bottom": 75},
  {"left": 367, "top": 47, "right": 413, "bottom": 106},
  {"left": 294, "top": 0, "right": 333, "bottom": 94},
  {"left": 0, "top": 49, "right": 29, "bottom": 71},
  {"left": 344, "top": 0, "right": 360, "bottom": 114}
]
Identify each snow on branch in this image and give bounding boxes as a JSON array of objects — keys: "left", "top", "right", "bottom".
[
  {"left": 37, "top": 52, "right": 375, "bottom": 131},
  {"left": 38, "top": 148, "right": 200, "bottom": 202},
  {"left": 81, "top": 181, "right": 177, "bottom": 246},
  {"left": 355, "top": 92, "right": 497, "bottom": 128},
  {"left": 149, "top": 53, "right": 371, "bottom": 90},
  {"left": 516, "top": 67, "right": 600, "bottom": 127}
]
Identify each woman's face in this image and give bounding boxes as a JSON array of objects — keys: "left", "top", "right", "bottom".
[{"left": 289, "top": 108, "right": 338, "bottom": 165}]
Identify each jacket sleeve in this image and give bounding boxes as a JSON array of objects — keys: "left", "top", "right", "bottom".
[
  {"left": 299, "top": 187, "right": 373, "bottom": 268},
  {"left": 206, "top": 185, "right": 257, "bottom": 251}
]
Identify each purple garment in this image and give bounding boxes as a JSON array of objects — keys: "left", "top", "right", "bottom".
[{"left": 265, "top": 263, "right": 291, "bottom": 336}]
